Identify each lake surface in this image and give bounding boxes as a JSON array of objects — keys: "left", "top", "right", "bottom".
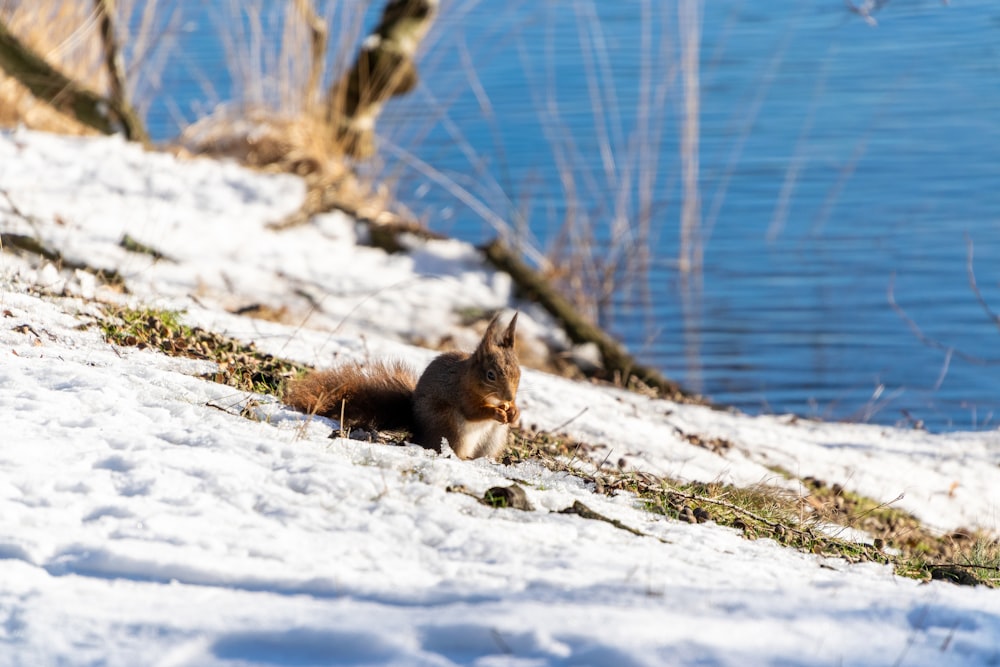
[{"left": 146, "top": 1, "right": 1000, "bottom": 432}]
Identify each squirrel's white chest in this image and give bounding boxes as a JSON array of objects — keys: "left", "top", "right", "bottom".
[{"left": 452, "top": 419, "right": 507, "bottom": 460}]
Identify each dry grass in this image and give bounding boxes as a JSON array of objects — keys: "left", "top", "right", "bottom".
[
  {"left": 0, "top": 0, "right": 174, "bottom": 136},
  {"left": 172, "top": 1, "right": 416, "bottom": 228},
  {"left": 213, "top": 0, "right": 365, "bottom": 118},
  {"left": 0, "top": 0, "right": 104, "bottom": 133},
  {"left": 541, "top": 1, "right": 699, "bottom": 322},
  {"left": 0, "top": 0, "right": 419, "bottom": 227},
  {"left": 177, "top": 1, "right": 366, "bottom": 169}
]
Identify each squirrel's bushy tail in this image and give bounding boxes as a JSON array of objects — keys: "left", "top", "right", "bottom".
[{"left": 284, "top": 360, "right": 418, "bottom": 431}]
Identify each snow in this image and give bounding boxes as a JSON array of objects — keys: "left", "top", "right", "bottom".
[{"left": 1, "top": 128, "right": 999, "bottom": 666}]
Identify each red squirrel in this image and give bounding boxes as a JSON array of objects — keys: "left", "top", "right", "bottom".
[{"left": 285, "top": 312, "right": 521, "bottom": 459}]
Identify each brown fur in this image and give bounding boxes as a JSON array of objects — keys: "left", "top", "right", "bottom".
[
  {"left": 284, "top": 313, "right": 521, "bottom": 459},
  {"left": 284, "top": 360, "right": 417, "bottom": 431}
]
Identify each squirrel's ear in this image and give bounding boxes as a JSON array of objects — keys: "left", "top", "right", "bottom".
[
  {"left": 477, "top": 313, "right": 503, "bottom": 353},
  {"left": 500, "top": 312, "right": 518, "bottom": 348}
]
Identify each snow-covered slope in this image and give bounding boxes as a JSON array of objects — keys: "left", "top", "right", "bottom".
[{"left": 2, "top": 129, "right": 999, "bottom": 666}]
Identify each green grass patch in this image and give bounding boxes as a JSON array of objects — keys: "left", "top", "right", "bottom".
[
  {"left": 504, "top": 427, "right": 999, "bottom": 587},
  {"left": 99, "top": 306, "right": 309, "bottom": 396},
  {"left": 119, "top": 234, "right": 173, "bottom": 262}
]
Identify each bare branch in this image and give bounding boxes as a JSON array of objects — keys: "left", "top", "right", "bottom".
[
  {"left": 965, "top": 234, "right": 1000, "bottom": 334},
  {"left": 94, "top": 1, "right": 126, "bottom": 106},
  {"left": 93, "top": 0, "right": 148, "bottom": 143},
  {"left": 887, "top": 273, "right": 999, "bottom": 366}
]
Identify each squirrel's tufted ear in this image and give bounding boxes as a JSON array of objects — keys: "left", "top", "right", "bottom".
[
  {"left": 477, "top": 312, "right": 516, "bottom": 353},
  {"left": 477, "top": 313, "right": 503, "bottom": 354},
  {"left": 500, "top": 312, "right": 518, "bottom": 348}
]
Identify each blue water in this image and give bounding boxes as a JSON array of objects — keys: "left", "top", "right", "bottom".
[{"left": 145, "top": 1, "right": 1000, "bottom": 432}]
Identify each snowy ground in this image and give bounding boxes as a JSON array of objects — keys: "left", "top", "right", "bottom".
[{"left": 2, "top": 129, "right": 999, "bottom": 666}]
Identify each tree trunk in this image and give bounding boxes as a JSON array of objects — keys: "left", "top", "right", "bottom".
[
  {"left": 326, "top": 0, "right": 438, "bottom": 158},
  {"left": 94, "top": 0, "right": 148, "bottom": 144}
]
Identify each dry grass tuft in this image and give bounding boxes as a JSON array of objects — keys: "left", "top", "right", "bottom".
[
  {"left": 171, "top": 1, "right": 417, "bottom": 229},
  {"left": 175, "top": 106, "right": 406, "bottom": 231},
  {"left": 0, "top": 0, "right": 105, "bottom": 134},
  {"left": 0, "top": 0, "right": 171, "bottom": 137},
  {"left": 177, "top": 110, "right": 344, "bottom": 177}
]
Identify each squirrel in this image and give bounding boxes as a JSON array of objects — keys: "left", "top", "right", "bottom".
[{"left": 284, "top": 312, "right": 521, "bottom": 460}]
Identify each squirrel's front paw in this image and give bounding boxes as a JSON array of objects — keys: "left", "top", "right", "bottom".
[
  {"left": 490, "top": 405, "right": 510, "bottom": 423},
  {"left": 505, "top": 402, "right": 520, "bottom": 424}
]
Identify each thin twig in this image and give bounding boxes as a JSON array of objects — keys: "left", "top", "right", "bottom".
[
  {"left": 1, "top": 189, "right": 40, "bottom": 229},
  {"left": 205, "top": 400, "right": 244, "bottom": 416},
  {"left": 566, "top": 441, "right": 585, "bottom": 468},
  {"left": 965, "top": 234, "right": 1000, "bottom": 334},
  {"left": 846, "top": 492, "right": 905, "bottom": 526},
  {"left": 932, "top": 347, "right": 953, "bottom": 392},
  {"left": 94, "top": 0, "right": 127, "bottom": 105},
  {"left": 887, "top": 273, "right": 996, "bottom": 365},
  {"left": 547, "top": 407, "right": 589, "bottom": 434}
]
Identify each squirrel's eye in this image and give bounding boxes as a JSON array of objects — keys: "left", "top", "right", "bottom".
[{"left": 486, "top": 369, "right": 497, "bottom": 382}]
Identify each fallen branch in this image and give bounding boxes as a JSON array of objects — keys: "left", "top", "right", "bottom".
[
  {"left": 559, "top": 500, "right": 658, "bottom": 540},
  {"left": 483, "top": 239, "right": 690, "bottom": 400}
]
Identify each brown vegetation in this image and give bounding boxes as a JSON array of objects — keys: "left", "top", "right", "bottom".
[{"left": 0, "top": 1, "right": 105, "bottom": 134}]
